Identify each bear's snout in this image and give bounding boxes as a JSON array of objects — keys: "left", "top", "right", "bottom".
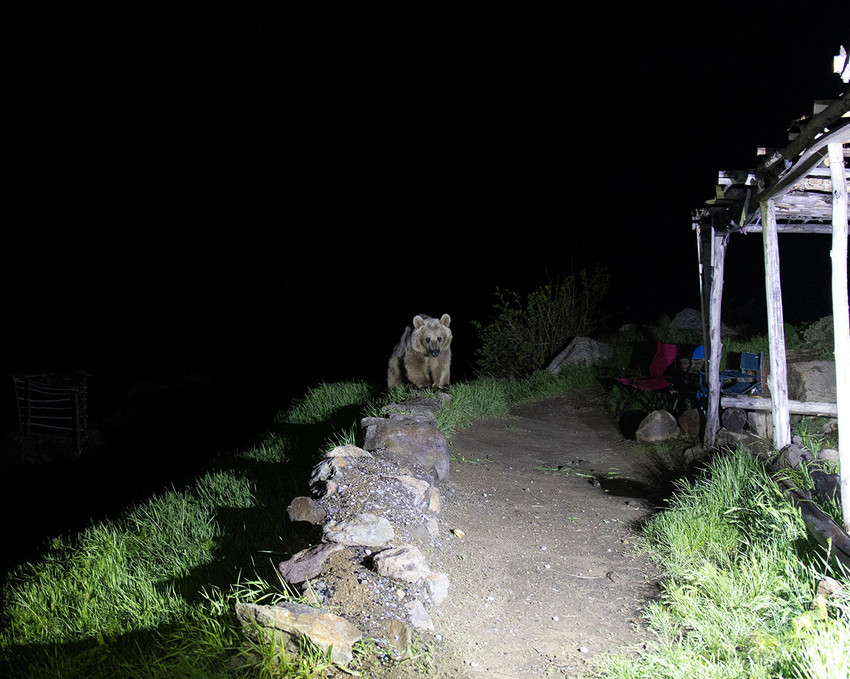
[{"left": 430, "top": 349, "right": 440, "bottom": 358}]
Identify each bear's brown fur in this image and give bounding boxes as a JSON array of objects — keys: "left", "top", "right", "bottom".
[{"left": 387, "top": 314, "right": 452, "bottom": 390}]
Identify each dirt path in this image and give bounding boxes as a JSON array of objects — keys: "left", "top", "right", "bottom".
[{"left": 425, "top": 385, "right": 662, "bottom": 677}]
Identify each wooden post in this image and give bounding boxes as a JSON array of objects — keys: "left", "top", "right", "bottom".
[
  {"left": 827, "top": 141, "right": 850, "bottom": 530},
  {"left": 704, "top": 228, "right": 727, "bottom": 449},
  {"left": 695, "top": 222, "right": 712, "bottom": 355},
  {"left": 761, "top": 198, "right": 791, "bottom": 449}
]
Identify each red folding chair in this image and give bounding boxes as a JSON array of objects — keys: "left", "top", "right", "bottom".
[{"left": 613, "top": 341, "right": 677, "bottom": 415}]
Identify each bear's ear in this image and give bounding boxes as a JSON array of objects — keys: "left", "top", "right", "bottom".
[
  {"left": 439, "top": 314, "right": 451, "bottom": 327},
  {"left": 413, "top": 315, "right": 426, "bottom": 328}
]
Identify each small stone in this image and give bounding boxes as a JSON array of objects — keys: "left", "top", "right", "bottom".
[
  {"left": 424, "top": 572, "right": 450, "bottom": 606},
  {"left": 285, "top": 496, "right": 327, "bottom": 526},
  {"left": 579, "top": 646, "right": 589, "bottom": 654},
  {"left": 325, "top": 444, "right": 372, "bottom": 458},
  {"left": 382, "top": 618, "right": 413, "bottom": 657},
  {"left": 405, "top": 599, "right": 434, "bottom": 631},
  {"left": 428, "top": 487, "right": 441, "bottom": 513}
]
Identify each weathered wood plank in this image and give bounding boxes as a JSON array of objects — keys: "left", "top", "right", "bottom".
[
  {"left": 761, "top": 199, "right": 792, "bottom": 449},
  {"left": 720, "top": 396, "right": 837, "bottom": 416},
  {"left": 828, "top": 141, "right": 850, "bottom": 529},
  {"left": 756, "top": 123, "right": 850, "bottom": 203},
  {"left": 704, "top": 229, "right": 727, "bottom": 449}
]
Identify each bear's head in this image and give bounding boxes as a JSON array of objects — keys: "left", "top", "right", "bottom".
[{"left": 412, "top": 314, "right": 452, "bottom": 357}]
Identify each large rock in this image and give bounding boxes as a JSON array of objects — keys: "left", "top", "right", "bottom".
[
  {"left": 372, "top": 545, "right": 431, "bottom": 583},
  {"left": 774, "top": 442, "right": 812, "bottom": 470},
  {"left": 677, "top": 407, "right": 703, "bottom": 438},
  {"left": 547, "top": 337, "right": 612, "bottom": 374},
  {"left": 235, "top": 601, "right": 362, "bottom": 666},
  {"left": 670, "top": 308, "right": 703, "bottom": 331},
  {"left": 670, "top": 308, "right": 735, "bottom": 335},
  {"left": 361, "top": 418, "right": 450, "bottom": 482},
  {"left": 384, "top": 474, "right": 434, "bottom": 512},
  {"left": 278, "top": 543, "right": 345, "bottom": 585},
  {"left": 788, "top": 360, "right": 836, "bottom": 402},
  {"left": 635, "top": 410, "right": 681, "bottom": 443},
  {"left": 323, "top": 512, "right": 395, "bottom": 547}
]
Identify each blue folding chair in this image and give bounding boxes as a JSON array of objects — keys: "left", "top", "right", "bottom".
[{"left": 719, "top": 352, "right": 764, "bottom": 396}]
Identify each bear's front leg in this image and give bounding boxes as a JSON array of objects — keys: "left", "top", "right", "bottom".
[
  {"left": 404, "top": 353, "right": 431, "bottom": 389},
  {"left": 431, "top": 356, "right": 451, "bottom": 390}
]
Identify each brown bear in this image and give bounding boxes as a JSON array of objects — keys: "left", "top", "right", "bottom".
[{"left": 387, "top": 314, "right": 452, "bottom": 390}]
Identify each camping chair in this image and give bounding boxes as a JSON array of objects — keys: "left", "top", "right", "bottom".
[
  {"left": 612, "top": 341, "right": 677, "bottom": 415},
  {"left": 720, "top": 351, "right": 764, "bottom": 396},
  {"left": 671, "top": 344, "right": 707, "bottom": 412}
]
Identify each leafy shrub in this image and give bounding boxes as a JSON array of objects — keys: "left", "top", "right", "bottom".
[
  {"left": 801, "top": 315, "right": 836, "bottom": 360},
  {"left": 472, "top": 268, "right": 609, "bottom": 377}
]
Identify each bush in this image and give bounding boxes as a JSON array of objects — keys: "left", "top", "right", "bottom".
[
  {"left": 802, "top": 315, "right": 836, "bottom": 360},
  {"left": 472, "top": 268, "right": 609, "bottom": 377}
]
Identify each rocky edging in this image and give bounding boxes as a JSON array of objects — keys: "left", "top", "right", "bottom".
[{"left": 235, "top": 395, "right": 453, "bottom": 667}]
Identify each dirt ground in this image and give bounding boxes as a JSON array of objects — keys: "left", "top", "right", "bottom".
[{"left": 417, "top": 385, "right": 665, "bottom": 678}]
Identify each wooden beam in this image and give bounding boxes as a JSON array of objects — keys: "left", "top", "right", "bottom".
[
  {"left": 720, "top": 396, "right": 837, "bottom": 417},
  {"left": 694, "top": 222, "right": 711, "bottom": 353},
  {"left": 761, "top": 199, "right": 791, "bottom": 449},
  {"left": 828, "top": 141, "right": 850, "bottom": 530},
  {"left": 704, "top": 229, "right": 727, "bottom": 449},
  {"left": 736, "top": 223, "right": 835, "bottom": 235},
  {"left": 758, "top": 94, "right": 850, "bottom": 183},
  {"left": 756, "top": 124, "right": 850, "bottom": 204}
]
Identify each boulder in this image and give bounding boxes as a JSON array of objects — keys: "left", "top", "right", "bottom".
[
  {"left": 670, "top": 308, "right": 735, "bottom": 335},
  {"left": 547, "top": 337, "right": 612, "bottom": 374},
  {"left": 235, "top": 601, "right": 362, "bottom": 666},
  {"left": 670, "top": 308, "right": 703, "bottom": 331},
  {"left": 788, "top": 360, "right": 837, "bottom": 402},
  {"left": 677, "top": 408, "right": 703, "bottom": 438},
  {"left": 774, "top": 442, "right": 811, "bottom": 470},
  {"left": 811, "top": 469, "right": 841, "bottom": 504},
  {"left": 635, "top": 410, "right": 681, "bottom": 443},
  {"left": 683, "top": 444, "right": 707, "bottom": 466},
  {"left": 361, "top": 418, "right": 450, "bottom": 482}
]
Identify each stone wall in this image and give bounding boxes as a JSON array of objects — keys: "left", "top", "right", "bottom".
[{"left": 235, "top": 395, "right": 452, "bottom": 666}]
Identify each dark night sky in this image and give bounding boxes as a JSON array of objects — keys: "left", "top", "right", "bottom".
[{"left": 4, "top": 7, "right": 849, "bottom": 410}]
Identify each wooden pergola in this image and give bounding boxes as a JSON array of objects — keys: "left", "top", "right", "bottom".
[{"left": 693, "top": 50, "right": 850, "bottom": 527}]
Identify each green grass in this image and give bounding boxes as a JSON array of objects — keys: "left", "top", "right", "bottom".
[
  {"left": 437, "top": 365, "right": 597, "bottom": 436},
  {"left": 0, "top": 366, "right": 597, "bottom": 678},
  {"left": 592, "top": 447, "right": 850, "bottom": 679},
  {"left": 4, "top": 365, "right": 847, "bottom": 678}
]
